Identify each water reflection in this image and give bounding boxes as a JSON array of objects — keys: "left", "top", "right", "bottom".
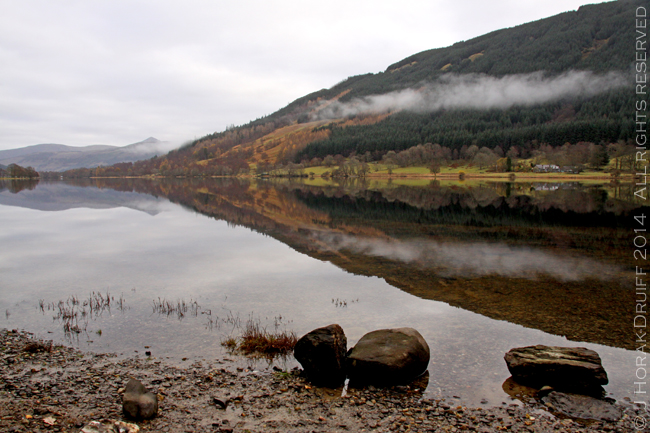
[
  {"left": 0, "top": 178, "right": 641, "bottom": 407},
  {"left": 0, "top": 178, "right": 39, "bottom": 194},
  {"left": 0, "top": 179, "right": 168, "bottom": 214}
]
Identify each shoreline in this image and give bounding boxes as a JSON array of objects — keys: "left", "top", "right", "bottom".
[
  {"left": 0, "top": 329, "right": 639, "bottom": 432},
  {"left": 362, "top": 173, "right": 626, "bottom": 181},
  {"left": 34, "top": 170, "right": 634, "bottom": 182}
]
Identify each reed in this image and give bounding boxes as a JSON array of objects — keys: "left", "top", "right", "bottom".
[
  {"left": 39, "top": 291, "right": 127, "bottom": 336},
  {"left": 152, "top": 297, "right": 200, "bottom": 320}
]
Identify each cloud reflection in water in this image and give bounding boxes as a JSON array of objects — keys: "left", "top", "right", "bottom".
[{"left": 311, "top": 231, "right": 619, "bottom": 281}]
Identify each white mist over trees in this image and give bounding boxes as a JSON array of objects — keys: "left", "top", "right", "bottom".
[{"left": 314, "top": 71, "right": 628, "bottom": 120}]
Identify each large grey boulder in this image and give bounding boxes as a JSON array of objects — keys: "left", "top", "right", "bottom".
[
  {"left": 122, "top": 378, "right": 158, "bottom": 420},
  {"left": 294, "top": 324, "right": 347, "bottom": 387},
  {"left": 542, "top": 391, "right": 622, "bottom": 421},
  {"left": 504, "top": 345, "right": 608, "bottom": 395},
  {"left": 347, "top": 327, "right": 430, "bottom": 385}
]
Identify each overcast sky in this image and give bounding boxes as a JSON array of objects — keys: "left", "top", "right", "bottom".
[{"left": 0, "top": 0, "right": 611, "bottom": 151}]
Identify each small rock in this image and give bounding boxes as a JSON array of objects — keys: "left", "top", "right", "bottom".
[
  {"left": 122, "top": 378, "right": 158, "bottom": 420},
  {"left": 80, "top": 420, "right": 140, "bottom": 433},
  {"left": 537, "top": 385, "right": 554, "bottom": 398},
  {"left": 213, "top": 396, "right": 230, "bottom": 409}
]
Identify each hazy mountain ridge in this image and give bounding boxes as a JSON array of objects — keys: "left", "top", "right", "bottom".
[{"left": 0, "top": 137, "right": 170, "bottom": 172}]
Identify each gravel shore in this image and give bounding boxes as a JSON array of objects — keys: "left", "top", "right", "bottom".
[{"left": 0, "top": 329, "right": 641, "bottom": 433}]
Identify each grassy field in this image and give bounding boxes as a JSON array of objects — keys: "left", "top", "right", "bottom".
[{"left": 289, "top": 162, "right": 622, "bottom": 181}]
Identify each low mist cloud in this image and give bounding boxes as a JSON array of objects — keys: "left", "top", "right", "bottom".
[
  {"left": 124, "top": 139, "right": 185, "bottom": 156},
  {"left": 314, "top": 70, "right": 628, "bottom": 119},
  {"left": 311, "top": 232, "right": 619, "bottom": 281}
]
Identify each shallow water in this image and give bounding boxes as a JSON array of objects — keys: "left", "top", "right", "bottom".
[{"left": 0, "top": 179, "right": 641, "bottom": 407}]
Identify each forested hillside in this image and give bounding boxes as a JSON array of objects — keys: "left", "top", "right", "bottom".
[
  {"left": 294, "top": 0, "right": 635, "bottom": 161},
  {"left": 53, "top": 0, "right": 640, "bottom": 178}
]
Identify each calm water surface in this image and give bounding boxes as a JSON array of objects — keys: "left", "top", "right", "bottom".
[{"left": 0, "top": 179, "right": 640, "bottom": 407}]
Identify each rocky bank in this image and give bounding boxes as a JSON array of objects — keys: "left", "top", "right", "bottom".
[{"left": 0, "top": 329, "right": 643, "bottom": 432}]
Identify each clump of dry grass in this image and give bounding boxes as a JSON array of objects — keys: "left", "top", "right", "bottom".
[
  {"left": 221, "top": 316, "right": 297, "bottom": 359},
  {"left": 220, "top": 336, "right": 237, "bottom": 350}
]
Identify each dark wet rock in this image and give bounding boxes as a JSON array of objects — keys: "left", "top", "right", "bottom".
[
  {"left": 122, "top": 378, "right": 158, "bottom": 420},
  {"left": 212, "top": 395, "right": 230, "bottom": 409},
  {"left": 23, "top": 341, "right": 52, "bottom": 353},
  {"left": 346, "top": 327, "right": 430, "bottom": 385},
  {"left": 504, "top": 345, "right": 607, "bottom": 395},
  {"left": 294, "top": 324, "right": 347, "bottom": 386},
  {"left": 542, "top": 391, "right": 622, "bottom": 421}
]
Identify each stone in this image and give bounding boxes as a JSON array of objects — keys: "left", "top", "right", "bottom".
[
  {"left": 213, "top": 395, "right": 230, "bottom": 409},
  {"left": 81, "top": 420, "right": 140, "bottom": 433},
  {"left": 294, "top": 324, "right": 347, "bottom": 386},
  {"left": 542, "top": 391, "right": 622, "bottom": 421},
  {"left": 537, "top": 385, "right": 554, "bottom": 398},
  {"left": 346, "top": 327, "right": 430, "bottom": 385},
  {"left": 504, "top": 345, "right": 607, "bottom": 395},
  {"left": 122, "top": 378, "right": 158, "bottom": 420}
]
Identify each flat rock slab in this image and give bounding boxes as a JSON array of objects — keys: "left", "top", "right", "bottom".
[
  {"left": 504, "top": 345, "right": 607, "bottom": 394},
  {"left": 347, "top": 327, "right": 430, "bottom": 385},
  {"left": 542, "top": 391, "right": 622, "bottom": 421},
  {"left": 294, "top": 324, "right": 347, "bottom": 387}
]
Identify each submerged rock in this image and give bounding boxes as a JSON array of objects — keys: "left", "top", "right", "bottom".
[
  {"left": 504, "top": 345, "right": 607, "bottom": 395},
  {"left": 294, "top": 324, "right": 347, "bottom": 387},
  {"left": 347, "top": 327, "right": 430, "bottom": 385},
  {"left": 542, "top": 391, "right": 622, "bottom": 421},
  {"left": 122, "top": 378, "right": 158, "bottom": 420}
]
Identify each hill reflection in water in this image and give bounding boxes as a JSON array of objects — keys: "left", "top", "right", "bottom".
[
  {"left": 68, "top": 177, "right": 633, "bottom": 350},
  {"left": 10, "top": 177, "right": 635, "bottom": 350}
]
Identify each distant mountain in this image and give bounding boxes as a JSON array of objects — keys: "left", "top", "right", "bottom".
[{"left": 0, "top": 137, "right": 173, "bottom": 172}]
